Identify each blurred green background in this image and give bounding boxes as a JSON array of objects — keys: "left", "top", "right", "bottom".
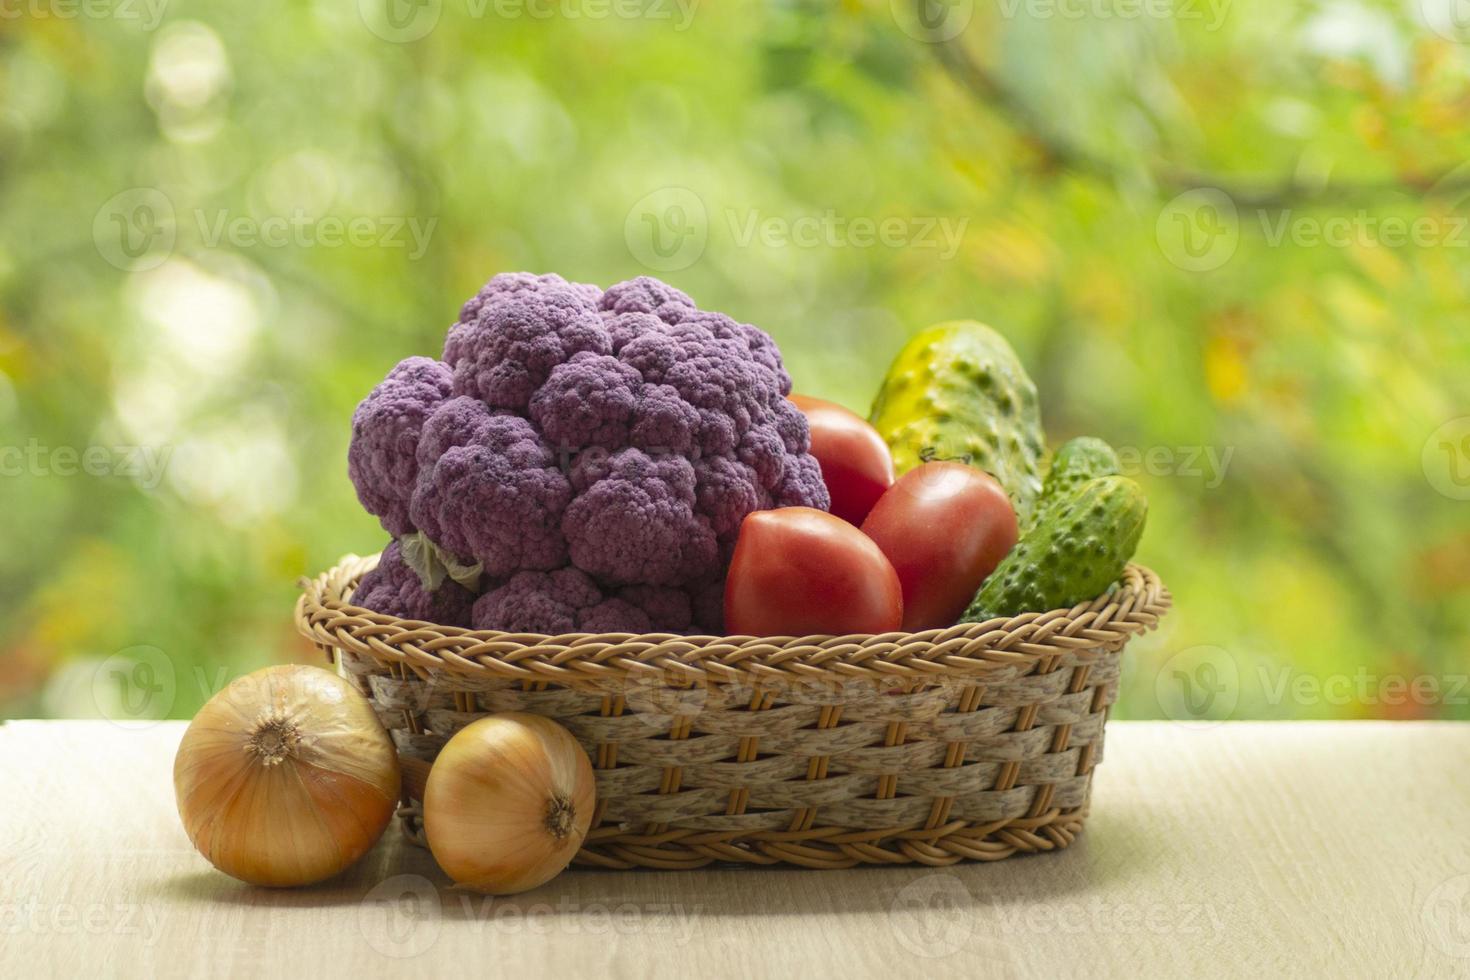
[{"left": 2, "top": 0, "right": 1468, "bottom": 724}]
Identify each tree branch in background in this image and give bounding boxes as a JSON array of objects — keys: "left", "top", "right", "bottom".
[{"left": 927, "top": 28, "right": 1470, "bottom": 210}]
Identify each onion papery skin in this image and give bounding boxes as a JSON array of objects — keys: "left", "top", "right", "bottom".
[
  {"left": 424, "top": 713, "right": 595, "bottom": 895},
  {"left": 173, "top": 665, "right": 401, "bottom": 887}
]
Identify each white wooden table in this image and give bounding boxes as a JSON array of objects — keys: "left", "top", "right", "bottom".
[{"left": 3, "top": 721, "right": 1467, "bottom": 978}]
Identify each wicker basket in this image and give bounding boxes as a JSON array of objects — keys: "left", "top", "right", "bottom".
[{"left": 294, "top": 555, "right": 1170, "bottom": 869}]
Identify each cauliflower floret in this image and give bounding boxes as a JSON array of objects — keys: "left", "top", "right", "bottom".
[
  {"left": 446, "top": 291, "right": 610, "bottom": 409},
  {"left": 470, "top": 571, "right": 695, "bottom": 635},
  {"left": 663, "top": 308, "right": 793, "bottom": 395},
  {"left": 409, "top": 397, "right": 571, "bottom": 578},
  {"left": 598, "top": 276, "right": 694, "bottom": 317},
  {"left": 773, "top": 452, "right": 831, "bottom": 510},
  {"left": 353, "top": 541, "right": 475, "bottom": 626},
  {"left": 617, "top": 584, "right": 693, "bottom": 633},
  {"left": 347, "top": 357, "right": 453, "bottom": 537},
  {"left": 529, "top": 351, "right": 642, "bottom": 451},
  {"left": 562, "top": 448, "right": 718, "bottom": 587},
  {"left": 472, "top": 568, "right": 652, "bottom": 634},
  {"left": 456, "top": 271, "right": 600, "bottom": 328},
  {"left": 694, "top": 455, "right": 769, "bottom": 542}
]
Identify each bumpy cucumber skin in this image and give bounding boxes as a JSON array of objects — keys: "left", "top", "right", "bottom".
[
  {"left": 1034, "top": 437, "right": 1121, "bottom": 520},
  {"left": 869, "top": 321, "right": 1046, "bottom": 525},
  {"left": 963, "top": 475, "right": 1147, "bottom": 621}
]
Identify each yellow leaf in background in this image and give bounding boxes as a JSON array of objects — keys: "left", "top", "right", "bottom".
[
  {"left": 1072, "top": 261, "right": 1135, "bottom": 334},
  {"left": 0, "top": 317, "right": 27, "bottom": 379},
  {"left": 1253, "top": 553, "right": 1359, "bottom": 680},
  {"left": 1415, "top": 99, "right": 1461, "bottom": 134},
  {"left": 1345, "top": 239, "right": 1406, "bottom": 291},
  {"left": 1321, "top": 278, "right": 1391, "bottom": 344},
  {"left": 260, "top": 524, "right": 309, "bottom": 581},
  {"left": 1351, "top": 105, "right": 1388, "bottom": 150},
  {"left": 1204, "top": 333, "right": 1248, "bottom": 404},
  {"left": 944, "top": 148, "right": 997, "bottom": 197},
  {"left": 1261, "top": 285, "right": 1326, "bottom": 347},
  {"left": 29, "top": 540, "right": 130, "bottom": 652},
  {"left": 965, "top": 220, "right": 1054, "bottom": 287}
]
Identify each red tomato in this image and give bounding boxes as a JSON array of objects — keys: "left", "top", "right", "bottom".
[
  {"left": 788, "top": 394, "right": 895, "bottom": 526},
  {"left": 860, "top": 462, "right": 1018, "bottom": 631},
  {"left": 724, "top": 507, "right": 903, "bottom": 636}
]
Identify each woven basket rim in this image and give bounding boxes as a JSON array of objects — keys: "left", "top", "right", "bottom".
[{"left": 294, "top": 554, "right": 1171, "bottom": 685}]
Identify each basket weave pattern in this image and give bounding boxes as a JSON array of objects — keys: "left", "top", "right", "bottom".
[{"left": 295, "top": 556, "right": 1170, "bottom": 869}]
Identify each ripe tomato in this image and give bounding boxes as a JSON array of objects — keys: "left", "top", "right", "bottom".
[
  {"left": 725, "top": 507, "right": 903, "bottom": 636},
  {"left": 788, "top": 394, "right": 895, "bottom": 526},
  {"left": 860, "top": 462, "right": 1018, "bottom": 631}
]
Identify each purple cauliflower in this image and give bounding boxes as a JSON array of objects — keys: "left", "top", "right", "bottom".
[
  {"left": 348, "top": 357, "right": 453, "bottom": 537},
  {"left": 346, "top": 272, "right": 829, "bottom": 633},
  {"left": 471, "top": 569, "right": 696, "bottom": 635},
  {"left": 353, "top": 541, "right": 476, "bottom": 626},
  {"left": 563, "top": 448, "right": 719, "bottom": 586},
  {"left": 409, "top": 396, "right": 572, "bottom": 579}
]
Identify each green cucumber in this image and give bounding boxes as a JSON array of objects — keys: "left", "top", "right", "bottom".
[{"left": 963, "top": 475, "right": 1147, "bottom": 620}]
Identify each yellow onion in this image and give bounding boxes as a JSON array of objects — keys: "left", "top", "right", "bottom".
[
  {"left": 424, "top": 712, "right": 595, "bottom": 895},
  {"left": 173, "top": 664, "right": 400, "bottom": 887}
]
